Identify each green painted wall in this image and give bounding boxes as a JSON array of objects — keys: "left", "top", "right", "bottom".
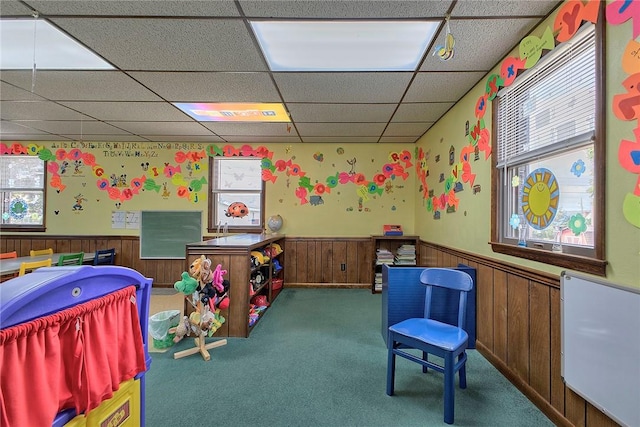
[
  {"left": 3, "top": 141, "right": 415, "bottom": 238},
  {"left": 414, "top": 2, "right": 640, "bottom": 288}
]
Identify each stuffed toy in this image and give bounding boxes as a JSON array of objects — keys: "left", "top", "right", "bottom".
[
  {"left": 199, "top": 257, "right": 213, "bottom": 287},
  {"left": 212, "top": 264, "right": 227, "bottom": 293},
  {"left": 174, "top": 271, "right": 198, "bottom": 295},
  {"left": 169, "top": 316, "right": 192, "bottom": 343},
  {"left": 189, "top": 256, "right": 203, "bottom": 279},
  {"left": 215, "top": 279, "right": 231, "bottom": 310}
]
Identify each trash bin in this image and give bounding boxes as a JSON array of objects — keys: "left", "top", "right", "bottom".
[{"left": 149, "top": 309, "right": 181, "bottom": 349}]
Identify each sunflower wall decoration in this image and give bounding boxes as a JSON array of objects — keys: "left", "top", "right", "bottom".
[{"left": 521, "top": 168, "right": 560, "bottom": 230}]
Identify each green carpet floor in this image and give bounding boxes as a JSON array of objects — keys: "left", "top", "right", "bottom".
[{"left": 145, "top": 288, "right": 553, "bottom": 426}]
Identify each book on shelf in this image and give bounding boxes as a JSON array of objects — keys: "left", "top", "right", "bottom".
[
  {"left": 376, "top": 248, "right": 394, "bottom": 265},
  {"left": 394, "top": 243, "right": 416, "bottom": 265},
  {"left": 383, "top": 224, "right": 403, "bottom": 236}
]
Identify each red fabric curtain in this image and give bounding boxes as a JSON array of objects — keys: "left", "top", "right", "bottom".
[{"left": 0, "top": 286, "right": 147, "bottom": 427}]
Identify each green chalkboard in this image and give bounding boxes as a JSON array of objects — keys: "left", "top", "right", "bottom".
[{"left": 140, "top": 211, "right": 202, "bottom": 259}]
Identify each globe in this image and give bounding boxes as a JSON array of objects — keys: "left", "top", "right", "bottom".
[{"left": 267, "top": 214, "right": 283, "bottom": 233}]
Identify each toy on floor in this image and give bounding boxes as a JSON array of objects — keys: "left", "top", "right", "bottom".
[{"left": 171, "top": 256, "right": 230, "bottom": 361}]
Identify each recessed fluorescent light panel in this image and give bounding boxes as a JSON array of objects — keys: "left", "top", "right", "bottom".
[
  {"left": 251, "top": 20, "right": 439, "bottom": 72},
  {"left": 0, "top": 19, "right": 113, "bottom": 69},
  {"left": 174, "top": 103, "right": 291, "bottom": 122}
]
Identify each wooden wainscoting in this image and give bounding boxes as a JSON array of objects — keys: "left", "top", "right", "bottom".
[
  {"left": 1, "top": 235, "right": 374, "bottom": 288},
  {"left": 0, "top": 235, "right": 186, "bottom": 287},
  {"left": 421, "top": 241, "right": 621, "bottom": 427},
  {"left": 284, "top": 237, "right": 372, "bottom": 287}
]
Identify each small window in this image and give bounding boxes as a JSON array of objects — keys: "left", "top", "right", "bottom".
[
  {"left": 491, "top": 22, "right": 606, "bottom": 276},
  {"left": 0, "top": 154, "right": 46, "bottom": 231},
  {"left": 209, "top": 157, "right": 264, "bottom": 233}
]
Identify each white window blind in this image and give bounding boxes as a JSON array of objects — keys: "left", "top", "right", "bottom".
[{"left": 496, "top": 23, "right": 595, "bottom": 168}]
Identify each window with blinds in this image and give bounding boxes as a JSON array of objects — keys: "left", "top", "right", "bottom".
[
  {"left": 493, "top": 22, "right": 598, "bottom": 258},
  {"left": 209, "top": 157, "right": 264, "bottom": 233}
]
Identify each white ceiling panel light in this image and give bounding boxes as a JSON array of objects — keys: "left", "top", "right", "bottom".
[
  {"left": 251, "top": 21, "right": 439, "bottom": 72},
  {"left": 0, "top": 19, "right": 114, "bottom": 70}
]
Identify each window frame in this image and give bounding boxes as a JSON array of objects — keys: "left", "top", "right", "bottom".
[
  {"left": 207, "top": 156, "right": 265, "bottom": 234},
  {"left": 490, "top": 19, "right": 607, "bottom": 277},
  {"left": 0, "top": 154, "right": 47, "bottom": 232}
]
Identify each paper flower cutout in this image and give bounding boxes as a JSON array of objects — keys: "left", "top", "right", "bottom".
[
  {"left": 426, "top": 197, "right": 433, "bottom": 212},
  {"left": 512, "top": 176, "right": 520, "bottom": 187},
  {"left": 571, "top": 159, "right": 586, "bottom": 177},
  {"left": 509, "top": 213, "right": 521, "bottom": 229},
  {"left": 568, "top": 213, "right": 587, "bottom": 236}
]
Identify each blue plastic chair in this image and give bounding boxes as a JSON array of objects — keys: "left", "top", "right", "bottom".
[
  {"left": 93, "top": 248, "right": 116, "bottom": 265},
  {"left": 386, "top": 268, "right": 474, "bottom": 425}
]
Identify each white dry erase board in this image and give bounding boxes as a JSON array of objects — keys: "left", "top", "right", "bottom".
[
  {"left": 561, "top": 271, "right": 640, "bottom": 427},
  {"left": 140, "top": 211, "right": 202, "bottom": 259}
]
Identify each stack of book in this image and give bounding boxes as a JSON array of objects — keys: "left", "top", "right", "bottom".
[
  {"left": 376, "top": 248, "right": 395, "bottom": 265},
  {"left": 375, "top": 248, "right": 395, "bottom": 291},
  {"left": 394, "top": 244, "right": 417, "bottom": 265}
]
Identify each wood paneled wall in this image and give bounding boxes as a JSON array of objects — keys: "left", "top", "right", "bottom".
[
  {"left": 421, "top": 241, "right": 621, "bottom": 427},
  {"left": 1, "top": 235, "right": 186, "bottom": 287},
  {"left": 1, "top": 235, "right": 374, "bottom": 287},
  {"left": 3, "top": 234, "right": 619, "bottom": 425},
  {"left": 284, "top": 237, "right": 372, "bottom": 286}
]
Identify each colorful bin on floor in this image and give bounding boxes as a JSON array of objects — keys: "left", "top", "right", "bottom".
[{"left": 0, "top": 266, "right": 153, "bottom": 427}]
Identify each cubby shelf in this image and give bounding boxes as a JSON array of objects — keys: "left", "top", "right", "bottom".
[
  {"left": 186, "top": 233, "right": 285, "bottom": 337},
  {"left": 371, "top": 235, "right": 420, "bottom": 294}
]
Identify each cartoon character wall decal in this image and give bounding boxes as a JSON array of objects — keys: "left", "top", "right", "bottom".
[
  {"left": 161, "top": 183, "right": 171, "bottom": 199},
  {"left": 59, "top": 161, "right": 69, "bottom": 175},
  {"left": 72, "top": 194, "right": 87, "bottom": 211},
  {"left": 73, "top": 160, "right": 83, "bottom": 175},
  {"left": 347, "top": 158, "right": 357, "bottom": 175},
  {"left": 225, "top": 202, "right": 249, "bottom": 218}
]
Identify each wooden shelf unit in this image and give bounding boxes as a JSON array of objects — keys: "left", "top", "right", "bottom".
[
  {"left": 371, "top": 235, "right": 420, "bottom": 294},
  {"left": 185, "top": 233, "right": 285, "bottom": 338}
]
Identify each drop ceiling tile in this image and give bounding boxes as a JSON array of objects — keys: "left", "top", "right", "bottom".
[
  {"left": 20, "top": 120, "right": 132, "bottom": 135},
  {"left": 107, "top": 121, "right": 214, "bottom": 136},
  {"left": 275, "top": 73, "right": 412, "bottom": 103},
  {"left": 50, "top": 18, "right": 267, "bottom": 71},
  {"left": 136, "top": 135, "right": 225, "bottom": 142},
  {"left": 0, "top": 71, "right": 163, "bottom": 101},
  {"left": 222, "top": 136, "right": 302, "bottom": 143},
  {"left": 383, "top": 122, "right": 432, "bottom": 137},
  {"left": 393, "top": 102, "right": 453, "bottom": 122},
  {"left": 0, "top": 83, "right": 46, "bottom": 101},
  {"left": 296, "top": 122, "right": 386, "bottom": 137},
  {"left": 24, "top": 1, "right": 241, "bottom": 16},
  {"left": 0, "top": 120, "right": 47, "bottom": 134},
  {"left": 239, "top": 0, "right": 452, "bottom": 18},
  {"left": 404, "top": 72, "right": 485, "bottom": 103},
  {"left": 0, "top": 101, "right": 94, "bottom": 120},
  {"left": 379, "top": 136, "right": 421, "bottom": 143},
  {"left": 0, "top": 133, "right": 71, "bottom": 141},
  {"left": 0, "top": 0, "right": 32, "bottom": 16},
  {"left": 302, "top": 136, "right": 380, "bottom": 143},
  {"left": 451, "top": 1, "right": 559, "bottom": 17},
  {"left": 422, "top": 18, "right": 540, "bottom": 71},
  {"left": 287, "top": 103, "right": 397, "bottom": 123},
  {"left": 202, "top": 122, "right": 294, "bottom": 136},
  {"left": 62, "top": 134, "right": 150, "bottom": 142},
  {"left": 129, "top": 72, "right": 281, "bottom": 102},
  {"left": 59, "top": 101, "right": 192, "bottom": 121}
]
